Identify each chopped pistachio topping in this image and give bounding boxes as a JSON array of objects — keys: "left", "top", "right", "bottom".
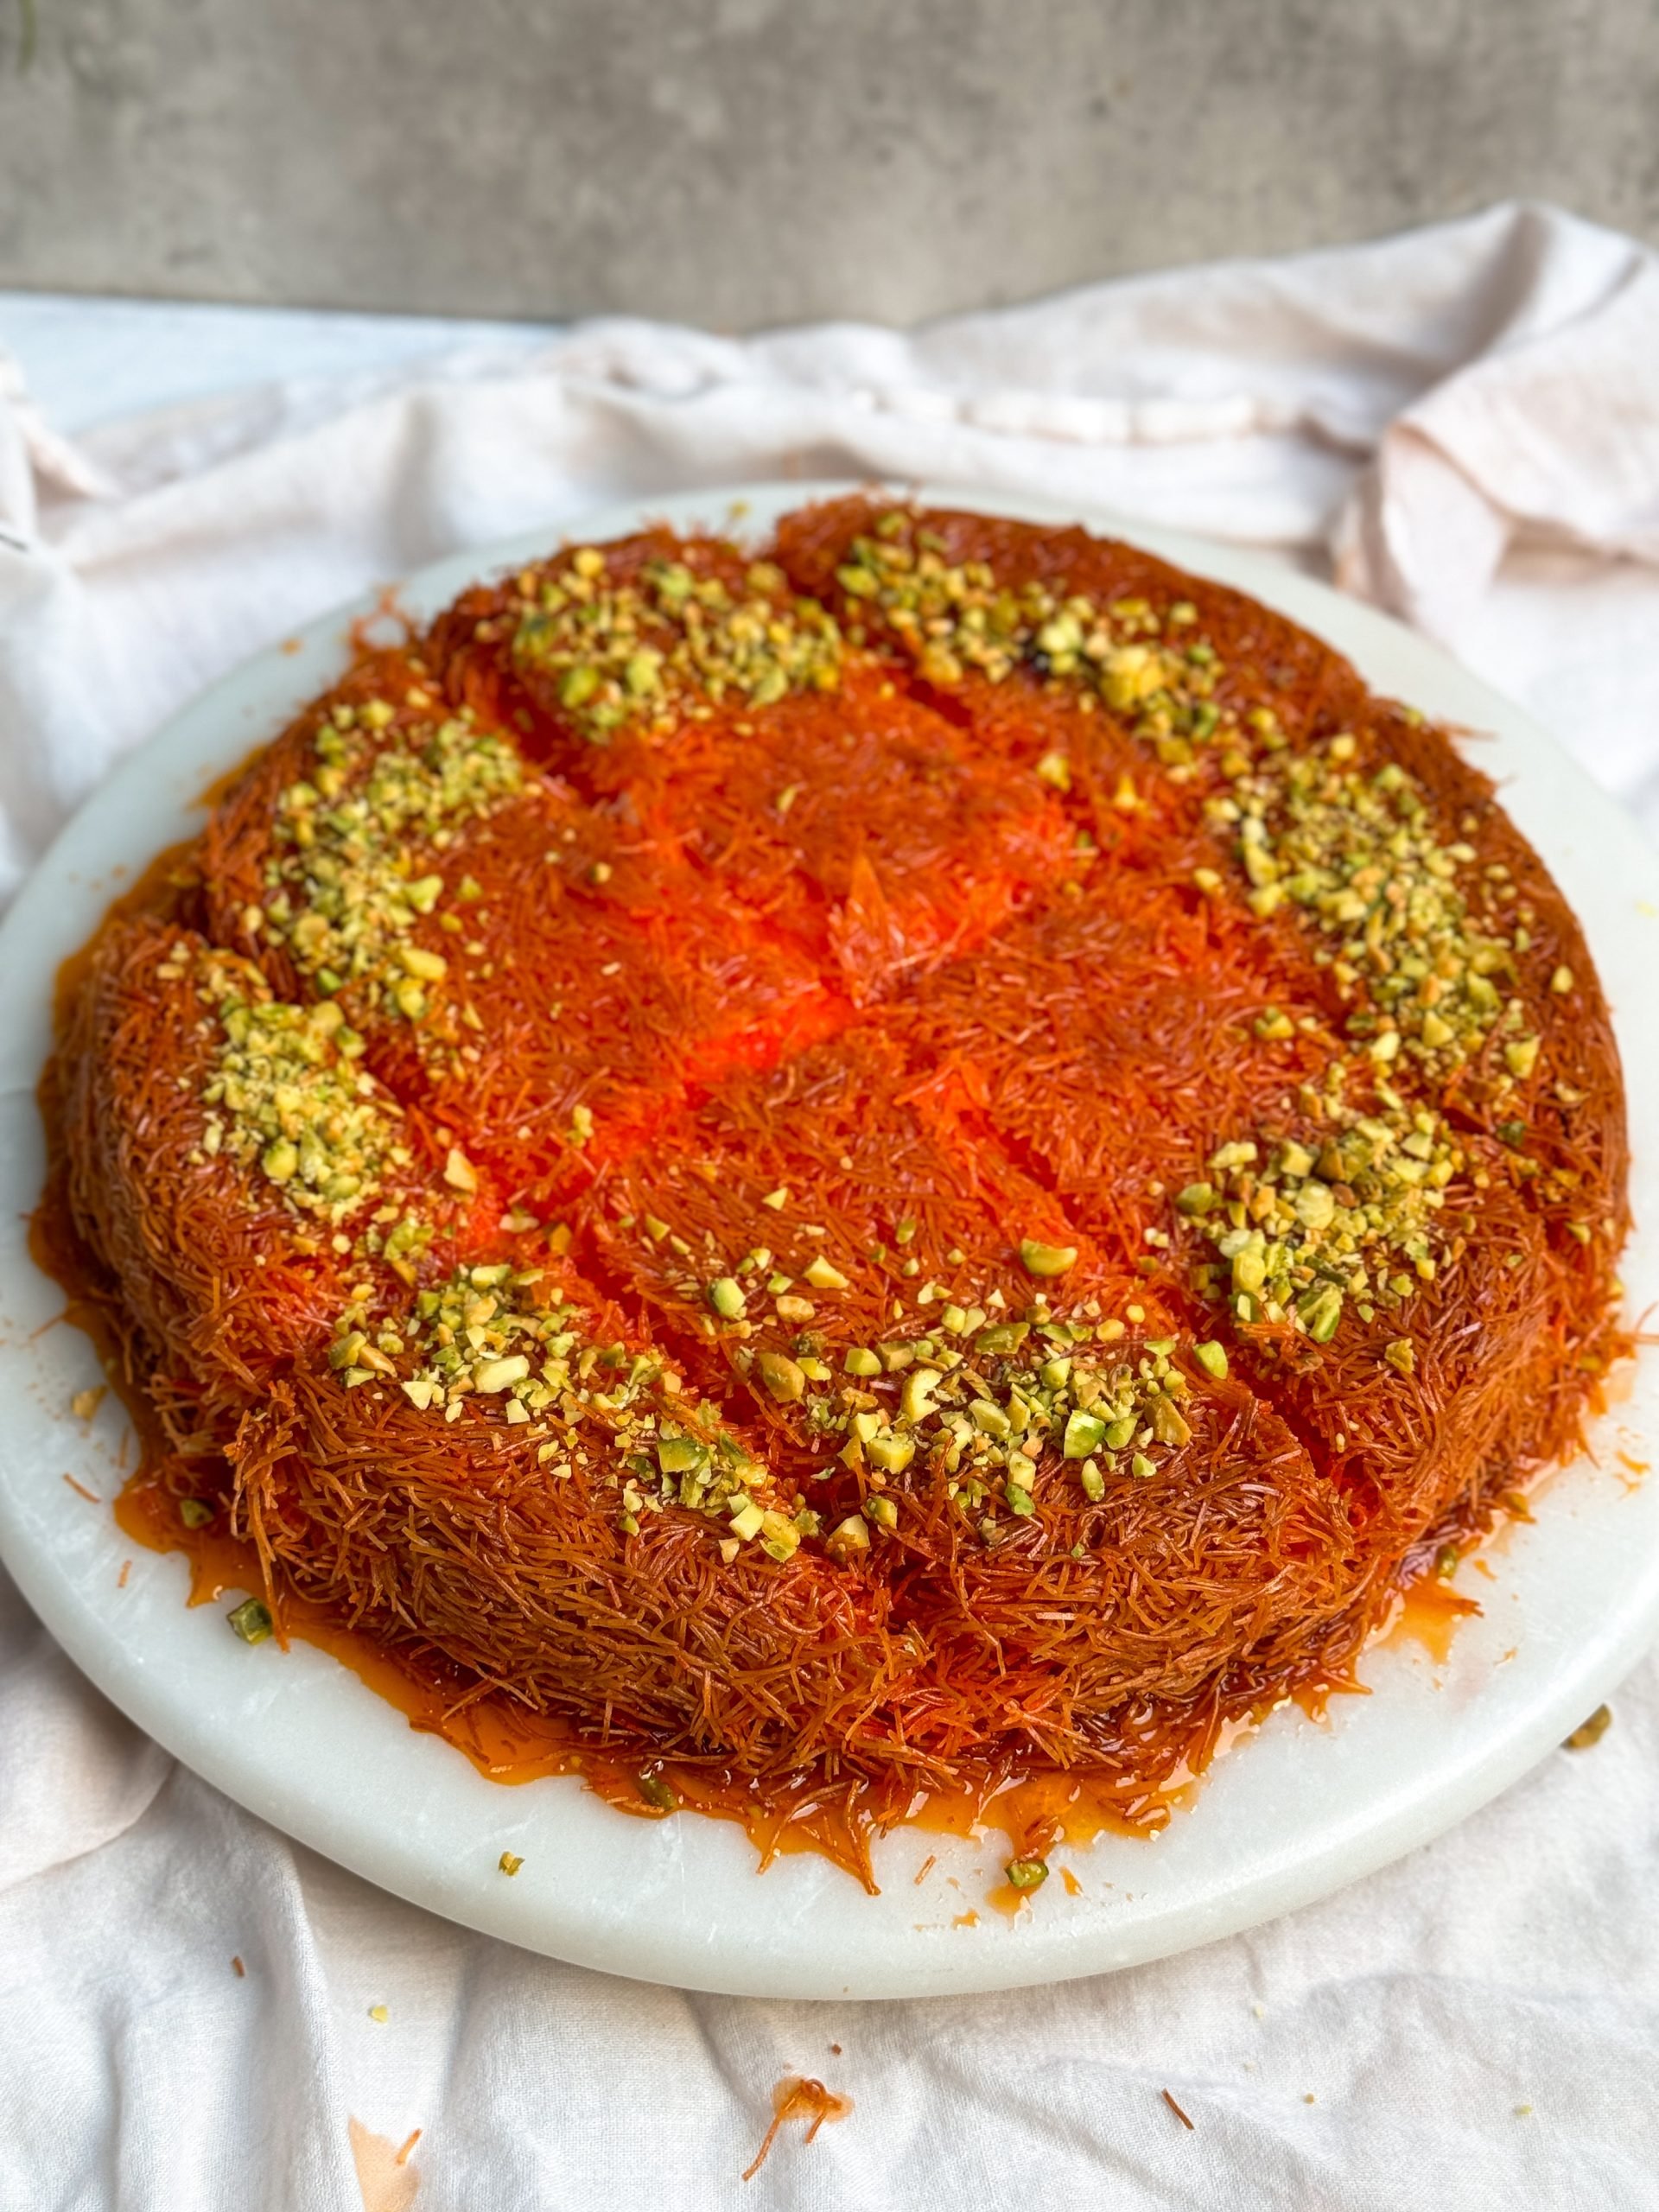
[
  {"left": 744, "top": 1301, "right": 1213, "bottom": 1530},
  {"left": 1005, "top": 1856, "right": 1049, "bottom": 1891},
  {"left": 1220, "top": 743, "right": 1528, "bottom": 1078},
  {"left": 846, "top": 511, "right": 1556, "bottom": 1092},
  {"left": 832, "top": 520, "right": 1179, "bottom": 700},
  {"left": 259, "top": 702, "right": 522, "bottom": 1032},
  {"left": 513, "top": 549, "right": 842, "bottom": 742},
  {"left": 227, "top": 1598, "right": 273, "bottom": 1644},
  {"left": 328, "top": 1264, "right": 786, "bottom": 1545},
  {"left": 196, "top": 957, "right": 409, "bottom": 1224},
  {"left": 1182, "top": 1089, "right": 1462, "bottom": 1342}
]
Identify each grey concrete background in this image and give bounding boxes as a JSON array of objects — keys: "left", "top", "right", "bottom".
[{"left": 2, "top": 0, "right": 1656, "bottom": 329}]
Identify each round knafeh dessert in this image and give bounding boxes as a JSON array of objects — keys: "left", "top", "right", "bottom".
[{"left": 38, "top": 498, "right": 1629, "bottom": 1886}]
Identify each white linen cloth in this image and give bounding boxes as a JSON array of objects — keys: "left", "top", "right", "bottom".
[{"left": 3, "top": 200, "right": 1657, "bottom": 2211}]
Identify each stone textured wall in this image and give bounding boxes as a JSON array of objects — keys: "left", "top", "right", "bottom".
[{"left": 2, "top": 0, "right": 1656, "bottom": 327}]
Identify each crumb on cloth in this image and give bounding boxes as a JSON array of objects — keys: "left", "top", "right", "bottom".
[{"left": 348, "top": 2118, "right": 422, "bottom": 2212}]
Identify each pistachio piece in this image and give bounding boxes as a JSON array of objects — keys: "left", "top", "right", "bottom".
[
  {"left": 900, "top": 1366, "right": 942, "bottom": 1424},
  {"left": 1150, "top": 1395, "right": 1192, "bottom": 1448},
  {"left": 1504, "top": 1035, "right": 1541, "bottom": 1081},
  {"left": 1020, "top": 1237, "right": 1078, "bottom": 1279},
  {"left": 1063, "top": 1409, "right": 1107, "bottom": 1459},
  {"left": 227, "top": 1598, "right": 273, "bottom": 1645},
  {"left": 755, "top": 1351, "right": 806, "bottom": 1403},
  {"left": 826, "top": 1512, "right": 872, "bottom": 1563},
  {"left": 473, "top": 1354, "right": 530, "bottom": 1393},
  {"left": 974, "top": 1322, "right": 1030, "bottom": 1356},
  {"left": 657, "top": 1435, "right": 709, "bottom": 1475},
  {"left": 262, "top": 1138, "right": 299, "bottom": 1185},
  {"left": 867, "top": 1432, "right": 915, "bottom": 1475}
]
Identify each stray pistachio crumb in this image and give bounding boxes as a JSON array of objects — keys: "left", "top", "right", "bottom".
[
  {"left": 1564, "top": 1705, "right": 1612, "bottom": 1751},
  {"left": 227, "top": 1598, "right": 273, "bottom": 1644},
  {"left": 1006, "top": 1857, "right": 1048, "bottom": 1891}
]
